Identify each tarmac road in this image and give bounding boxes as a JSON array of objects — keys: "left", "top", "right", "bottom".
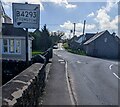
[{"left": 54, "top": 44, "right": 119, "bottom": 105}]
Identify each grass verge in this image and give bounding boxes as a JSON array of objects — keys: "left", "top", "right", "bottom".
[
  {"left": 32, "top": 51, "right": 44, "bottom": 56},
  {"left": 63, "top": 43, "right": 86, "bottom": 56}
]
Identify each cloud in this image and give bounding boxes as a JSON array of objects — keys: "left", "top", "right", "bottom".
[
  {"left": 105, "top": 0, "right": 117, "bottom": 12},
  {"left": 94, "top": 0, "right": 120, "bottom": 33},
  {"left": 65, "top": 3, "right": 77, "bottom": 8},
  {"left": 2, "top": 0, "right": 44, "bottom": 11},
  {"left": 42, "top": 0, "right": 77, "bottom": 9},
  {"left": 94, "top": 0, "right": 118, "bottom": 32},
  {"left": 60, "top": 20, "right": 96, "bottom": 34},
  {"left": 87, "top": 12, "right": 95, "bottom": 17}
]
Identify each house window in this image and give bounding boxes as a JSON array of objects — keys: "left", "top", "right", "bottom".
[
  {"left": 16, "top": 40, "right": 21, "bottom": 53},
  {"left": 3, "top": 39, "right": 8, "bottom": 53},
  {"left": 104, "top": 38, "right": 107, "bottom": 43},
  {"left": 9, "top": 39, "right": 15, "bottom": 53},
  {"left": 2, "top": 39, "right": 21, "bottom": 54}
]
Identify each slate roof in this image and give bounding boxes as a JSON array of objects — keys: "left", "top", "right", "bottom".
[
  {"left": 76, "top": 33, "right": 96, "bottom": 44},
  {"left": 114, "top": 35, "right": 120, "bottom": 44},
  {"left": 84, "top": 30, "right": 106, "bottom": 45},
  {"left": 2, "top": 23, "right": 27, "bottom": 37}
]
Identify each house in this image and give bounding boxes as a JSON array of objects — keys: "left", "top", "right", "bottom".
[
  {"left": 68, "top": 35, "right": 80, "bottom": 50},
  {"left": 0, "top": 23, "right": 33, "bottom": 61},
  {"left": 75, "top": 33, "right": 96, "bottom": 50},
  {"left": 0, "top": 1, "right": 12, "bottom": 23},
  {"left": 84, "top": 30, "right": 120, "bottom": 59}
]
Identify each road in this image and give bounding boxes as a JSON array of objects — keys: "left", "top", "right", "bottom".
[{"left": 54, "top": 43, "right": 119, "bottom": 105}]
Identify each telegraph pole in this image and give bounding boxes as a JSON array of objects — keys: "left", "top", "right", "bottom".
[
  {"left": 73, "top": 23, "right": 76, "bottom": 36},
  {"left": 83, "top": 20, "right": 86, "bottom": 35}
]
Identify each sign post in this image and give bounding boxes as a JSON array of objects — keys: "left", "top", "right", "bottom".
[
  {"left": 26, "top": 28, "right": 28, "bottom": 63},
  {"left": 12, "top": 3, "right": 40, "bottom": 64}
]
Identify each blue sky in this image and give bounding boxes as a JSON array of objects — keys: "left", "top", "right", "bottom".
[
  {"left": 2, "top": 0, "right": 119, "bottom": 38},
  {"left": 41, "top": 2, "right": 106, "bottom": 30}
]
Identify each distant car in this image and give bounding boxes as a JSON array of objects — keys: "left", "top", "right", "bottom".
[{"left": 53, "top": 45, "right": 58, "bottom": 49}]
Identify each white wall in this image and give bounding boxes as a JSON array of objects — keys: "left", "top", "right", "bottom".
[
  {"left": 0, "top": 38, "right": 2, "bottom": 56},
  {"left": 28, "top": 39, "right": 32, "bottom": 61}
]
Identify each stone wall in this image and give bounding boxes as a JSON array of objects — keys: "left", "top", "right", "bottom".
[{"left": 2, "top": 63, "right": 46, "bottom": 107}]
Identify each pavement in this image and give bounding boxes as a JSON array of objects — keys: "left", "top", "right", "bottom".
[{"left": 38, "top": 54, "right": 72, "bottom": 105}]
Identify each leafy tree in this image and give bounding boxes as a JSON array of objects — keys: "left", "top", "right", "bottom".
[
  {"left": 31, "top": 25, "right": 52, "bottom": 52},
  {"left": 50, "top": 30, "right": 64, "bottom": 45}
]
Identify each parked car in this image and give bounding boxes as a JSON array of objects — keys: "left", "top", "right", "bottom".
[{"left": 53, "top": 45, "right": 58, "bottom": 49}]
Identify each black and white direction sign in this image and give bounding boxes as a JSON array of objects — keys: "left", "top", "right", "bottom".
[{"left": 12, "top": 3, "right": 40, "bottom": 29}]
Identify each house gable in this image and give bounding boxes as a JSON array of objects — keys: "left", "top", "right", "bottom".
[{"left": 84, "top": 30, "right": 119, "bottom": 59}]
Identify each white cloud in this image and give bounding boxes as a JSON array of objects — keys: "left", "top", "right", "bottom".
[
  {"left": 65, "top": 3, "right": 77, "bottom": 8},
  {"left": 2, "top": 0, "right": 44, "bottom": 11},
  {"left": 105, "top": 0, "right": 117, "bottom": 12},
  {"left": 42, "top": 0, "right": 77, "bottom": 9},
  {"left": 87, "top": 12, "right": 95, "bottom": 17},
  {"left": 60, "top": 20, "right": 96, "bottom": 35},
  {"left": 94, "top": 0, "right": 118, "bottom": 32}
]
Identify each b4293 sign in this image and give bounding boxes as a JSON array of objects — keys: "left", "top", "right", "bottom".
[
  {"left": 16, "top": 10, "right": 37, "bottom": 23},
  {"left": 12, "top": 3, "right": 40, "bottom": 29}
]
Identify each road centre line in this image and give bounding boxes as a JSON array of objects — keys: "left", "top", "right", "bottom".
[
  {"left": 77, "top": 61, "right": 81, "bottom": 64},
  {"left": 109, "top": 64, "right": 113, "bottom": 70},
  {"left": 58, "top": 59, "right": 64, "bottom": 62},
  {"left": 58, "top": 54, "right": 62, "bottom": 57},
  {"left": 113, "top": 73, "right": 120, "bottom": 80}
]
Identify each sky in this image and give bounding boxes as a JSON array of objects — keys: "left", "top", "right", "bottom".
[{"left": 1, "top": 0, "right": 120, "bottom": 38}]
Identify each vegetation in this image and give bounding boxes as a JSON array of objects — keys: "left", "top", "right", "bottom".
[
  {"left": 63, "top": 42, "right": 86, "bottom": 56},
  {"left": 50, "top": 31, "right": 64, "bottom": 45},
  {"left": 32, "top": 51, "right": 44, "bottom": 56},
  {"left": 30, "top": 25, "right": 64, "bottom": 53},
  {"left": 30, "top": 25, "right": 52, "bottom": 52}
]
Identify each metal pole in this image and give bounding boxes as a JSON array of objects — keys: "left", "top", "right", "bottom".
[
  {"left": 83, "top": 20, "right": 86, "bottom": 35},
  {"left": 73, "top": 23, "right": 76, "bottom": 36},
  {"left": 26, "top": 28, "right": 29, "bottom": 65}
]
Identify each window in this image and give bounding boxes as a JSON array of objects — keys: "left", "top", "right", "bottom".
[
  {"left": 104, "top": 38, "right": 107, "bottom": 43},
  {"left": 2, "top": 39, "right": 21, "bottom": 54},
  {"left": 16, "top": 40, "right": 21, "bottom": 53},
  {"left": 3, "top": 39, "right": 8, "bottom": 53},
  {"left": 9, "top": 39, "right": 14, "bottom": 53}
]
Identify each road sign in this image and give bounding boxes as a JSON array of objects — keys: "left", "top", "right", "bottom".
[{"left": 12, "top": 3, "right": 40, "bottom": 29}]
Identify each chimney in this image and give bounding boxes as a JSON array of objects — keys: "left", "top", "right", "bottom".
[{"left": 112, "top": 32, "right": 116, "bottom": 36}]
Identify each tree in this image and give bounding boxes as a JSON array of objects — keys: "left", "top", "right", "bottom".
[
  {"left": 40, "top": 24, "right": 52, "bottom": 51},
  {"left": 50, "top": 30, "right": 65, "bottom": 45},
  {"left": 31, "top": 25, "right": 52, "bottom": 52}
]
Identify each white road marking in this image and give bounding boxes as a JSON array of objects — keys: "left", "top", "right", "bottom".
[
  {"left": 60, "top": 62, "right": 65, "bottom": 64},
  {"left": 58, "top": 59, "right": 64, "bottom": 62},
  {"left": 58, "top": 54, "right": 62, "bottom": 57},
  {"left": 65, "top": 61, "right": 77, "bottom": 105},
  {"left": 77, "top": 61, "right": 81, "bottom": 64},
  {"left": 113, "top": 73, "right": 120, "bottom": 79},
  {"left": 109, "top": 64, "right": 113, "bottom": 70}
]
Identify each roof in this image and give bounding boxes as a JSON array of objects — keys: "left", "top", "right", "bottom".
[
  {"left": 0, "top": 1, "right": 11, "bottom": 21},
  {"left": 84, "top": 30, "right": 106, "bottom": 45},
  {"left": 114, "top": 35, "right": 120, "bottom": 44},
  {"left": 2, "top": 23, "right": 27, "bottom": 37},
  {"left": 76, "top": 33, "right": 96, "bottom": 44}
]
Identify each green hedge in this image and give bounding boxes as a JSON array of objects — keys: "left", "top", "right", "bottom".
[{"left": 63, "top": 43, "right": 86, "bottom": 56}]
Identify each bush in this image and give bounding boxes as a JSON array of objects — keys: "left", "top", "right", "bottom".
[
  {"left": 63, "top": 43, "right": 86, "bottom": 56},
  {"left": 63, "top": 43, "right": 69, "bottom": 49}
]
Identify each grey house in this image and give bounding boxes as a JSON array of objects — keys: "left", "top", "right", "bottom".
[
  {"left": 84, "top": 30, "right": 120, "bottom": 59},
  {"left": 75, "top": 33, "right": 96, "bottom": 50},
  {"left": 0, "top": 23, "right": 33, "bottom": 61}
]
